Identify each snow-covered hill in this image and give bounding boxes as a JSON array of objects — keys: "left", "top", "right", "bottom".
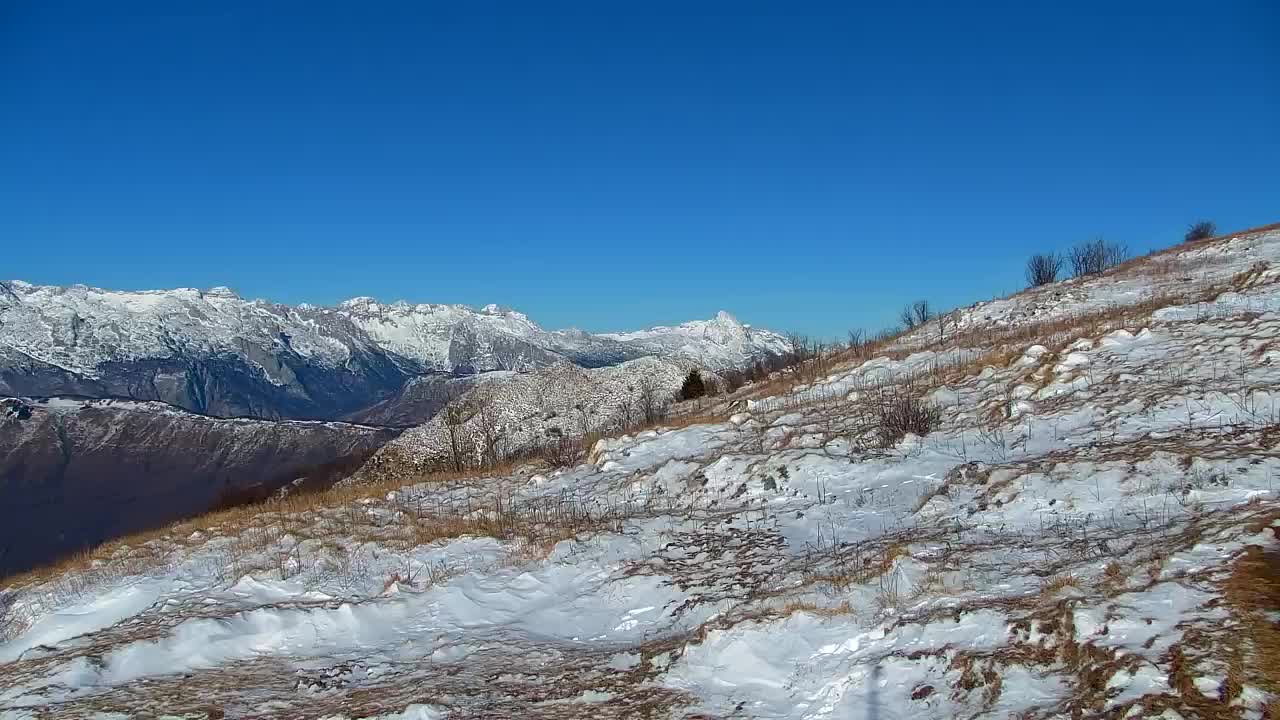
[
  {"left": 362, "top": 356, "right": 698, "bottom": 477},
  {"left": 3, "top": 225, "right": 1279, "bottom": 718},
  {"left": 0, "top": 281, "right": 787, "bottom": 420}
]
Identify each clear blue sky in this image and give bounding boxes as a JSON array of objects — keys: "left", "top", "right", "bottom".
[{"left": 3, "top": 1, "right": 1277, "bottom": 337}]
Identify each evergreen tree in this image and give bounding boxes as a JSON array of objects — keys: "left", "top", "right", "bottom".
[{"left": 678, "top": 369, "right": 707, "bottom": 401}]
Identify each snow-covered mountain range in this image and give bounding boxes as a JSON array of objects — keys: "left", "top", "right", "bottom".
[{"left": 0, "top": 281, "right": 788, "bottom": 420}]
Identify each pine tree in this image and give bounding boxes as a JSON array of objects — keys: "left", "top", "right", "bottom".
[{"left": 679, "top": 369, "right": 707, "bottom": 401}]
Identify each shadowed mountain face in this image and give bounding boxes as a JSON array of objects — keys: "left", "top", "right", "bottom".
[
  {"left": 0, "top": 347, "right": 409, "bottom": 421},
  {"left": 0, "top": 399, "right": 400, "bottom": 577}
]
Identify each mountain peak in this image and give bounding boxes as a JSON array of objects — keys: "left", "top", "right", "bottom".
[
  {"left": 339, "top": 296, "right": 380, "bottom": 310},
  {"left": 203, "top": 286, "right": 240, "bottom": 300},
  {"left": 713, "top": 310, "right": 741, "bottom": 326}
]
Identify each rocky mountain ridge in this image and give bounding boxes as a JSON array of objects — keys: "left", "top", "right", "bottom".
[{"left": 0, "top": 281, "right": 788, "bottom": 421}]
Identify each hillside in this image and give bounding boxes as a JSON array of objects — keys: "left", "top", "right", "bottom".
[
  {"left": 0, "top": 398, "right": 400, "bottom": 576},
  {"left": 2, "top": 225, "right": 1279, "bottom": 718},
  {"left": 360, "top": 356, "right": 703, "bottom": 481}
]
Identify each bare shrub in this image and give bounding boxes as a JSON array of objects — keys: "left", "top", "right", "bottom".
[
  {"left": 873, "top": 385, "right": 941, "bottom": 447},
  {"left": 722, "top": 333, "right": 837, "bottom": 392},
  {"left": 471, "top": 392, "right": 505, "bottom": 469},
  {"left": 1025, "top": 252, "right": 1062, "bottom": 287},
  {"left": 845, "top": 328, "right": 867, "bottom": 356},
  {"left": 442, "top": 402, "right": 471, "bottom": 472},
  {"left": 720, "top": 368, "right": 746, "bottom": 393},
  {"left": 636, "top": 375, "right": 669, "bottom": 424},
  {"left": 913, "top": 300, "right": 933, "bottom": 326},
  {"left": 1184, "top": 220, "right": 1216, "bottom": 243},
  {"left": 0, "top": 590, "right": 20, "bottom": 642},
  {"left": 900, "top": 300, "right": 933, "bottom": 330},
  {"left": 792, "top": 335, "right": 833, "bottom": 384},
  {"left": 543, "top": 432, "right": 580, "bottom": 468},
  {"left": 1068, "top": 238, "right": 1128, "bottom": 277},
  {"left": 784, "top": 333, "right": 815, "bottom": 366},
  {"left": 617, "top": 395, "right": 635, "bottom": 427},
  {"left": 899, "top": 306, "right": 916, "bottom": 330}
]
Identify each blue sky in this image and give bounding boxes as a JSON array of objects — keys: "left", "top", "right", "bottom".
[{"left": 3, "top": 1, "right": 1277, "bottom": 337}]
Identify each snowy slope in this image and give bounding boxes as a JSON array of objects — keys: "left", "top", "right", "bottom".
[
  {"left": 3, "top": 225, "right": 1280, "bottom": 718},
  {"left": 365, "top": 356, "right": 696, "bottom": 474}
]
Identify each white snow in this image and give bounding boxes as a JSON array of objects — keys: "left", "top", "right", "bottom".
[{"left": 0, "top": 281, "right": 788, "bottom": 378}]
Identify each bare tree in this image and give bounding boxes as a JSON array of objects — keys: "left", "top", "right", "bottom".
[
  {"left": 900, "top": 300, "right": 932, "bottom": 330},
  {"left": 899, "top": 305, "right": 918, "bottom": 330},
  {"left": 636, "top": 375, "right": 668, "bottom": 424},
  {"left": 785, "top": 333, "right": 813, "bottom": 368},
  {"left": 544, "top": 430, "right": 578, "bottom": 467},
  {"left": 846, "top": 328, "right": 866, "bottom": 356},
  {"left": 912, "top": 300, "right": 932, "bottom": 327},
  {"left": 442, "top": 402, "right": 471, "bottom": 472},
  {"left": 472, "top": 392, "right": 504, "bottom": 469},
  {"left": 574, "top": 403, "right": 591, "bottom": 437},
  {"left": 618, "top": 394, "right": 635, "bottom": 429},
  {"left": 0, "top": 590, "right": 19, "bottom": 643},
  {"left": 1069, "top": 238, "right": 1128, "bottom": 277},
  {"left": 1025, "top": 252, "right": 1062, "bottom": 287}
]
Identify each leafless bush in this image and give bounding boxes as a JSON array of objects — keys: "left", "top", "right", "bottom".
[
  {"left": 1184, "top": 220, "right": 1216, "bottom": 243},
  {"left": 845, "top": 328, "right": 866, "bottom": 355},
  {"left": 0, "top": 590, "right": 22, "bottom": 642},
  {"left": 785, "top": 333, "right": 815, "bottom": 366},
  {"left": 617, "top": 395, "right": 635, "bottom": 427},
  {"left": 1025, "top": 252, "right": 1062, "bottom": 287},
  {"left": 899, "top": 300, "right": 933, "bottom": 330},
  {"left": 1068, "top": 238, "right": 1128, "bottom": 277},
  {"left": 441, "top": 402, "right": 471, "bottom": 472},
  {"left": 471, "top": 392, "right": 505, "bottom": 469},
  {"left": 873, "top": 385, "right": 941, "bottom": 447},
  {"left": 636, "top": 375, "right": 669, "bottom": 424},
  {"left": 725, "top": 329, "right": 836, "bottom": 390},
  {"left": 787, "top": 335, "right": 833, "bottom": 384},
  {"left": 542, "top": 432, "right": 580, "bottom": 468}
]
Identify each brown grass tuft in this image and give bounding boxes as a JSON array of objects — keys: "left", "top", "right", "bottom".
[
  {"left": 1039, "top": 574, "right": 1080, "bottom": 597},
  {"left": 1222, "top": 544, "right": 1280, "bottom": 698}
]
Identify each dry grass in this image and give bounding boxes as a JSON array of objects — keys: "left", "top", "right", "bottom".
[
  {"left": 1222, "top": 542, "right": 1280, "bottom": 699},
  {"left": 801, "top": 533, "right": 914, "bottom": 597},
  {"left": 1098, "top": 560, "right": 1126, "bottom": 593},
  {"left": 779, "top": 599, "right": 854, "bottom": 619},
  {"left": 1229, "top": 260, "right": 1271, "bottom": 292},
  {"left": 1039, "top": 573, "right": 1080, "bottom": 597}
]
